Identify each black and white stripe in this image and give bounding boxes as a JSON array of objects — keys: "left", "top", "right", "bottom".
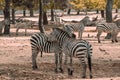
[
  {"left": 30, "top": 33, "right": 63, "bottom": 73},
  {"left": 49, "top": 28, "right": 92, "bottom": 78},
  {"left": 96, "top": 22, "right": 118, "bottom": 43},
  {"left": 63, "top": 16, "right": 92, "bottom": 39}
]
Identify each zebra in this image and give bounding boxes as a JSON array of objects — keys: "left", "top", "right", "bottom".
[
  {"left": 30, "top": 32, "right": 63, "bottom": 73},
  {"left": 96, "top": 22, "right": 118, "bottom": 43},
  {"left": 48, "top": 28, "right": 93, "bottom": 78},
  {"left": 62, "top": 16, "right": 92, "bottom": 39},
  {"left": 15, "top": 20, "right": 34, "bottom": 36}
]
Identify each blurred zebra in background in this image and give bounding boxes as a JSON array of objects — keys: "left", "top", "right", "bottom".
[
  {"left": 48, "top": 28, "right": 93, "bottom": 78},
  {"left": 96, "top": 22, "right": 118, "bottom": 43},
  {"left": 15, "top": 19, "right": 34, "bottom": 36},
  {"left": 62, "top": 16, "right": 92, "bottom": 39},
  {"left": 30, "top": 33, "right": 63, "bottom": 73}
]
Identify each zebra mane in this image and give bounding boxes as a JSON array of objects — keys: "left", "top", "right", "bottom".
[{"left": 52, "top": 28, "right": 75, "bottom": 38}]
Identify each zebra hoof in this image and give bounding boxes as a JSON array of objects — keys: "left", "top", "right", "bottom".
[
  {"left": 32, "top": 66, "right": 38, "bottom": 70},
  {"left": 115, "top": 40, "right": 118, "bottom": 42},
  {"left": 112, "top": 40, "right": 115, "bottom": 43},
  {"left": 59, "top": 68, "right": 64, "bottom": 73},
  {"left": 54, "top": 68, "right": 59, "bottom": 73},
  {"left": 90, "top": 75, "right": 93, "bottom": 79},
  {"left": 68, "top": 68, "right": 73, "bottom": 76},
  {"left": 98, "top": 41, "right": 101, "bottom": 43},
  {"left": 82, "top": 75, "right": 86, "bottom": 78}
]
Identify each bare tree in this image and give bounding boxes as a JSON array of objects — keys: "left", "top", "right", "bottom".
[
  {"left": 106, "top": 0, "right": 113, "bottom": 22},
  {"left": 105, "top": 0, "right": 114, "bottom": 39},
  {"left": 3, "top": 0, "right": 10, "bottom": 35},
  {"left": 38, "top": 0, "right": 44, "bottom": 33}
]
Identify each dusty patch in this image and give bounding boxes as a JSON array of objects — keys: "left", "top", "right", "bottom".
[{"left": 0, "top": 26, "right": 120, "bottom": 80}]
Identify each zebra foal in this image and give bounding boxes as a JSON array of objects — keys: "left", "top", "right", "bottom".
[
  {"left": 48, "top": 28, "right": 93, "bottom": 78},
  {"left": 30, "top": 33, "right": 63, "bottom": 73},
  {"left": 63, "top": 16, "right": 92, "bottom": 39},
  {"left": 96, "top": 22, "right": 118, "bottom": 43}
]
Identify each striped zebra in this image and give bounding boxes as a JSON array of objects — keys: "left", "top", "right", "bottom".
[
  {"left": 30, "top": 33, "right": 63, "bottom": 73},
  {"left": 63, "top": 16, "right": 92, "bottom": 39},
  {"left": 96, "top": 22, "right": 118, "bottom": 43},
  {"left": 48, "top": 28, "right": 93, "bottom": 78}
]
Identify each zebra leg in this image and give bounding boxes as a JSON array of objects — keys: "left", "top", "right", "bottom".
[
  {"left": 97, "top": 31, "right": 102, "bottom": 43},
  {"left": 68, "top": 56, "right": 73, "bottom": 76},
  {"left": 115, "top": 32, "right": 118, "bottom": 42},
  {"left": 78, "top": 31, "right": 82, "bottom": 40},
  {"left": 25, "top": 27, "right": 27, "bottom": 36},
  {"left": 40, "top": 51, "right": 43, "bottom": 57},
  {"left": 64, "top": 54, "right": 68, "bottom": 65},
  {"left": 81, "top": 61, "right": 87, "bottom": 78},
  {"left": 54, "top": 52, "right": 59, "bottom": 73},
  {"left": 59, "top": 52, "right": 64, "bottom": 73},
  {"left": 32, "top": 49, "right": 39, "bottom": 70},
  {"left": 111, "top": 32, "right": 115, "bottom": 43},
  {"left": 16, "top": 27, "right": 20, "bottom": 35}
]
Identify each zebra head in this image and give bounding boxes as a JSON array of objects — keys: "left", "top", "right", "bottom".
[{"left": 48, "top": 28, "right": 76, "bottom": 42}]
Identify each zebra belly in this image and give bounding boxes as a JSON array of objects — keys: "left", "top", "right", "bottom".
[{"left": 43, "top": 47, "right": 55, "bottom": 53}]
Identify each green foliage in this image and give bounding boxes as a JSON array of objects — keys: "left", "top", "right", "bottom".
[
  {"left": 11, "top": 0, "right": 35, "bottom": 10},
  {"left": 113, "top": 0, "right": 120, "bottom": 9},
  {"left": 0, "top": 0, "right": 5, "bottom": 9},
  {"left": 69, "top": 0, "right": 108, "bottom": 10}
]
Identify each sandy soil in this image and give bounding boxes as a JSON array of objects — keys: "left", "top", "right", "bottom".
[
  {"left": 0, "top": 26, "right": 120, "bottom": 80},
  {"left": 0, "top": 12, "right": 120, "bottom": 80}
]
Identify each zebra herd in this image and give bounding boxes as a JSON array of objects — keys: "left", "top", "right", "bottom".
[{"left": 30, "top": 15, "right": 120, "bottom": 79}]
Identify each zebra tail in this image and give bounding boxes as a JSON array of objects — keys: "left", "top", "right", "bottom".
[{"left": 87, "top": 49, "right": 92, "bottom": 77}]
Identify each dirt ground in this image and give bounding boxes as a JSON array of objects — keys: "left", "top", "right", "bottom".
[
  {"left": 0, "top": 25, "right": 120, "bottom": 80},
  {"left": 0, "top": 12, "right": 120, "bottom": 80}
]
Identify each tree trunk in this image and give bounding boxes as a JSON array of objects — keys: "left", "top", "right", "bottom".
[
  {"left": 105, "top": 0, "right": 113, "bottom": 39},
  {"left": 43, "top": 11, "right": 48, "bottom": 25},
  {"left": 96, "top": 10, "right": 99, "bottom": 14},
  {"left": 77, "top": 10, "right": 80, "bottom": 15},
  {"left": 11, "top": 8, "right": 15, "bottom": 24},
  {"left": 51, "top": 8, "right": 54, "bottom": 21},
  {"left": 106, "top": 0, "right": 113, "bottom": 22},
  {"left": 67, "top": 9, "right": 71, "bottom": 15},
  {"left": 39, "top": 0, "right": 44, "bottom": 33},
  {"left": 3, "top": 0, "right": 10, "bottom": 35},
  {"left": 100, "top": 10, "right": 105, "bottom": 18},
  {"left": 115, "top": 9, "right": 118, "bottom": 13}
]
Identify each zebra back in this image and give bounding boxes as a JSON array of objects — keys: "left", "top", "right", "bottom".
[{"left": 96, "top": 22, "right": 118, "bottom": 33}]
